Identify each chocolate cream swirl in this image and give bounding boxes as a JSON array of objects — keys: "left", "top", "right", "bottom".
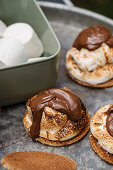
[
  {"left": 27, "top": 88, "right": 84, "bottom": 138},
  {"left": 106, "top": 106, "right": 113, "bottom": 137},
  {"left": 73, "top": 25, "right": 113, "bottom": 51}
]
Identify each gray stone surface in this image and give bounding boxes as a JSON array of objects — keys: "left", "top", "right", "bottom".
[{"left": 1, "top": 3, "right": 113, "bottom": 169}]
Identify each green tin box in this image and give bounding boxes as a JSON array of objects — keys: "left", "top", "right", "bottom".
[{"left": 0, "top": 0, "right": 61, "bottom": 106}]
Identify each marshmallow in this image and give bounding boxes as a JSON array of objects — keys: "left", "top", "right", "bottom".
[
  {"left": 0, "top": 37, "right": 28, "bottom": 66},
  {"left": 0, "top": 20, "right": 7, "bottom": 36},
  {"left": 66, "top": 47, "right": 113, "bottom": 85},
  {"left": 4, "top": 23, "right": 43, "bottom": 58},
  {"left": 70, "top": 47, "right": 106, "bottom": 72},
  {"left": 25, "top": 106, "right": 85, "bottom": 142}
]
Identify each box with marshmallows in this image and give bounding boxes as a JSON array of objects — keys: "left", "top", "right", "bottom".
[
  {"left": 0, "top": 21, "right": 43, "bottom": 67},
  {"left": 0, "top": 0, "right": 60, "bottom": 106}
]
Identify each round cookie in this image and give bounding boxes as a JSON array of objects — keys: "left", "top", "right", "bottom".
[{"left": 1, "top": 151, "right": 77, "bottom": 170}]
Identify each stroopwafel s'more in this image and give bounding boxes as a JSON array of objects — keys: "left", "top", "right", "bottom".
[
  {"left": 23, "top": 87, "right": 90, "bottom": 146},
  {"left": 66, "top": 25, "right": 113, "bottom": 88},
  {"left": 90, "top": 104, "right": 113, "bottom": 164}
]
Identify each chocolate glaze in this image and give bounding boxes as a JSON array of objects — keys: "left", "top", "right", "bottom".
[
  {"left": 73, "top": 25, "right": 113, "bottom": 51},
  {"left": 106, "top": 106, "right": 113, "bottom": 137},
  {"left": 28, "top": 88, "right": 83, "bottom": 138}
]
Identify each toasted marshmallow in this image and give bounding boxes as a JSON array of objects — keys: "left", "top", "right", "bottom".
[
  {"left": 66, "top": 48, "right": 113, "bottom": 85},
  {"left": 70, "top": 46, "right": 106, "bottom": 72},
  {"left": 4, "top": 23, "right": 43, "bottom": 58},
  {"left": 24, "top": 106, "right": 86, "bottom": 141},
  {"left": 103, "top": 43, "right": 113, "bottom": 63},
  {"left": 0, "top": 20, "right": 7, "bottom": 36},
  {"left": 90, "top": 104, "right": 113, "bottom": 154},
  {"left": 0, "top": 37, "right": 28, "bottom": 66}
]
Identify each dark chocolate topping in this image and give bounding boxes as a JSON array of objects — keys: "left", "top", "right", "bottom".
[
  {"left": 106, "top": 106, "right": 113, "bottom": 137},
  {"left": 73, "top": 25, "right": 113, "bottom": 51},
  {"left": 28, "top": 88, "right": 83, "bottom": 138}
]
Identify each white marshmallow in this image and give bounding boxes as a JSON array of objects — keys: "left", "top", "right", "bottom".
[
  {"left": 4, "top": 23, "right": 43, "bottom": 58},
  {"left": 0, "top": 37, "right": 28, "bottom": 66},
  {"left": 0, "top": 20, "right": 7, "bottom": 36}
]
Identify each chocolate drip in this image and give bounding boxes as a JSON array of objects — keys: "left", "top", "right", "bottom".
[
  {"left": 73, "top": 25, "right": 113, "bottom": 51},
  {"left": 28, "top": 88, "right": 83, "bottom": 138},
  {"left": 106, "top": 106, "right": 113, "bottom": 137}
]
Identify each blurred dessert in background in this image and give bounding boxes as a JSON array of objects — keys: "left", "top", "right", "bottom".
[{"left": 66, "top": 25, "right": 113, "bottom": 88}]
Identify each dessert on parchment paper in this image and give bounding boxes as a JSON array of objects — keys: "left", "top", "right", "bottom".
[
  {"left": 66, "top": 25, "right": 113, "bottom": 88},
  {"left": 23, "top": 87, "right": 90, "bottom": 146}
]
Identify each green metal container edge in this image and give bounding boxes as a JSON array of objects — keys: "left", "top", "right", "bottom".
[{"left": 0, "top": 0, "right": 61, "bottom": 72}]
